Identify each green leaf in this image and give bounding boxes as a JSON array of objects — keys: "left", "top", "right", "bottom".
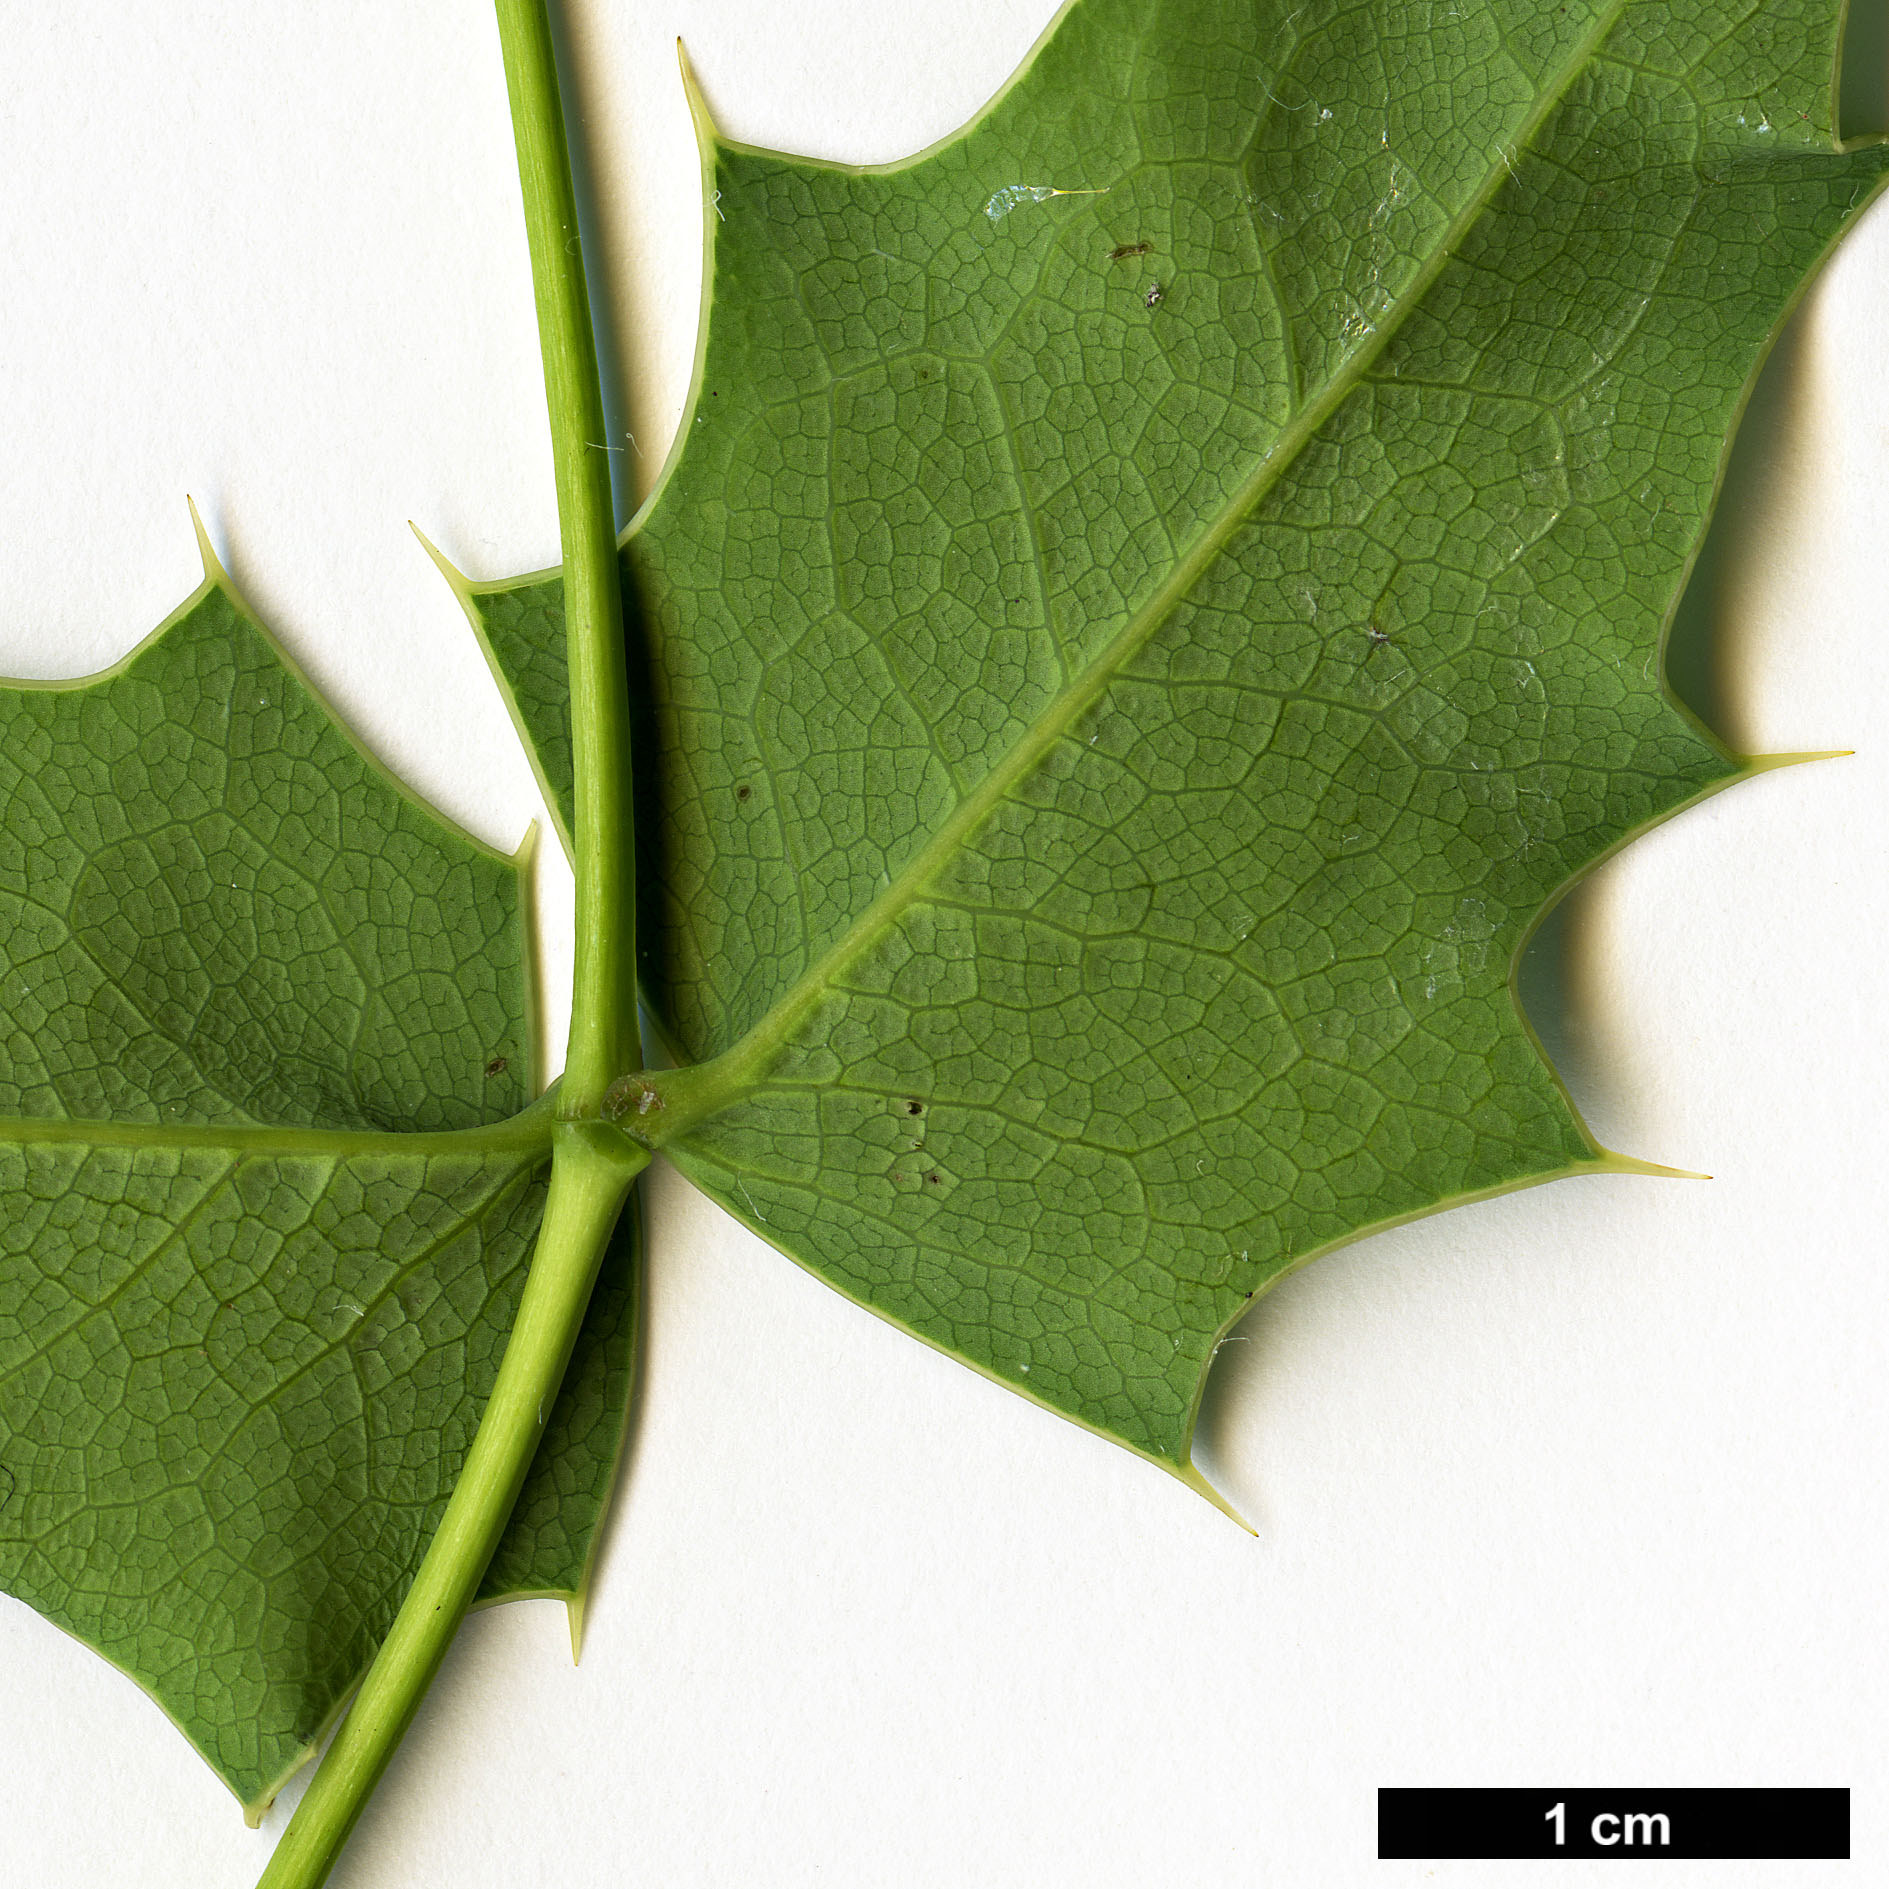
[
  {"left": 0, "top": 568, "right": 631, "bottom": 1814},
  {"left": 475, "top": 0, "right": 1889, "bottom": 1478}
]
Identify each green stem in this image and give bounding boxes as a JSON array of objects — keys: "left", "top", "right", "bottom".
[
  {"left": 497, "top": 0, "right": 639, "bottom": 1114},
  {"left": 256, "top": 5, "right": 641, "bottom": 1884},
  {"left": 256, "top": 1128, "right": 645, "bottom": 1889}
]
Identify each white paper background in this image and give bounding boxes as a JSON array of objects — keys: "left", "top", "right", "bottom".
[{"left": 0, "top": 4, "right": 1882, "bottom": 1884}]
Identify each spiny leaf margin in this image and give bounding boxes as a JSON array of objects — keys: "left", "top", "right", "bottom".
[
  {"left": 470, "top": 0, "right": 1888, "bottom": 1480},
  {"left": 0, "top": 552, "right": 632, "bottom": 1810}
]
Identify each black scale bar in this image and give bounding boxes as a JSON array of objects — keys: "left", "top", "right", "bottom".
[{"left": 1377, "top": 1788, "right": 1849, "bottom": 1860}]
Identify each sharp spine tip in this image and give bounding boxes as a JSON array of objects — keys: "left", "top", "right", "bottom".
[
  {"left": 409, "top": 521, "right": 474, "bottom": 598},
  {"left": 1596, "top": 1149, "right": 1711, "bottom": 1181},
  {"left": 186, "top": 496, "right": 225, "bottom": 585},
  {"left": 676, "top": 38, "right": 719, "bottom": 141},
  {"left": 1743, "top": 748, "right": 1853, "bottom": 773},
  {"left": 1179, "top": 1460, "right": 1255, "bottom": 1534}
]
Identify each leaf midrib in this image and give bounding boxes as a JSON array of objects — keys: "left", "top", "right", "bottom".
[
  {"left": 0, "top": 1110, "right": 554, "bottom": 1160},
  {"left": 648, "top": 0, "right": 1632, "bottom": 1135}
]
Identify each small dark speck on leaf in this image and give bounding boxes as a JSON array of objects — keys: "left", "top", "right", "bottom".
[
  {"left": 925, "top": 1171, "right": 942, "bottom": 1185},
  {"left": 485, "top": 1056, "right": 509, "bottom": 1078},
  {"left": 905, "top": 1099, "right": 924, "bottom": 1116},
  {"left": 736, "top": 783, "right": 752, "bottom": 802},
  {"left": 1366, "top": 622, "right": 1391, "bottom": 648},
  {"left": 1109, "top": 241, "right": 1151, "bottom": 261},
  {"left": 1144, "top": 281, "right": 1165, "bottom": 309}
]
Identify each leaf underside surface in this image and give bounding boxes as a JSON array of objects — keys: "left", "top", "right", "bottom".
[
  {"left": 0, "top": 0, "right": 1882, "bottom": 1827},
  {"left": 0, "top": 585, "right": 634, "bottom": 1812},
  {"left": 477, "top": 0, "right": 1888, "bottom": 1471}
]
